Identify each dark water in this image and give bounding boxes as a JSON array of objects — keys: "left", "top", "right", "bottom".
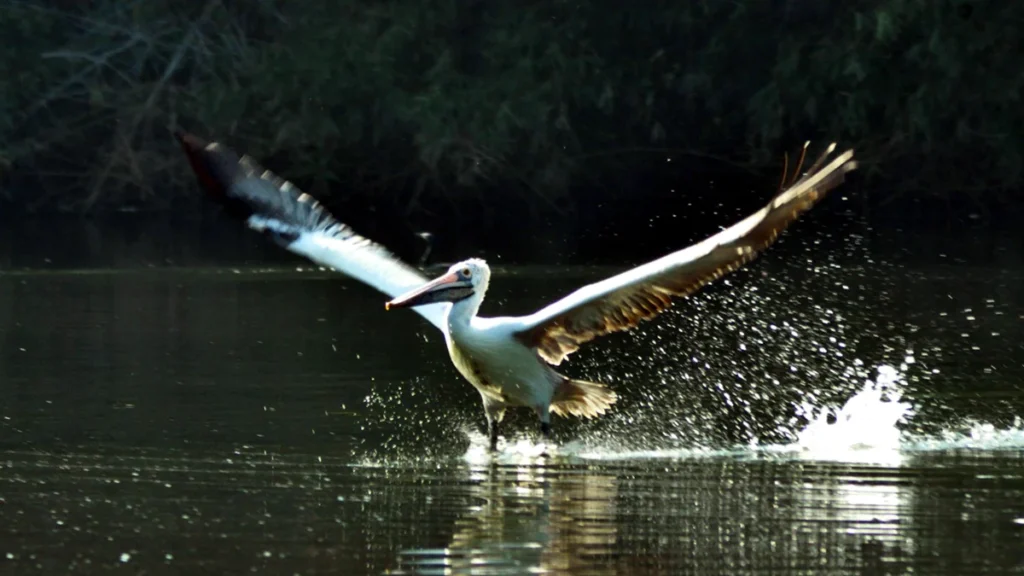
[{"left": 1, "top": 220, "right": 1023, "bottom": 574}]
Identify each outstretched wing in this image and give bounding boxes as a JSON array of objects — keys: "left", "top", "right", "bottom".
[
  {"left": 514, "top": 143, "right": 857, "bottom": 365},
  {"left": 175, "top": 131, "right": 449, "bottom": 331}
]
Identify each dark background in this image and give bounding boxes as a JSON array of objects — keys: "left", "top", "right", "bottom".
[{"left": 0, "top": 0, "right": 1020, "bottom": 265}]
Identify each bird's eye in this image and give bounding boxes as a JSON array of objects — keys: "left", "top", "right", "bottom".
[{"left": 461, "top": 267, "right": 472, "bottom": 278}]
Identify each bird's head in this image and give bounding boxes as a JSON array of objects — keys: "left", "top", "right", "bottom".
[{"left": 385, "top": 258, "right": 490, "bottom": 311}]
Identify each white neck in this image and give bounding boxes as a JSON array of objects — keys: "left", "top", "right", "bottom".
[{"left": 445, "top": 291, "right": 485, "bottom": 334}]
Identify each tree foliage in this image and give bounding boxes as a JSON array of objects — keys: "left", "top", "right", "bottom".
[{"left": 0, "top": 0, "right": 1018, "bottom": 215}]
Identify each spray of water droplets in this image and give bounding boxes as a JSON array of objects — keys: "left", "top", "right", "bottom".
[{"left": 350, "top": 221, "right": 1024, "bottom": 464}]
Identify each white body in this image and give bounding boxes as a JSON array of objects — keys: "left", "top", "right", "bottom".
[{"left": 445, "top": 312, "right": 559, "bottom": 425}]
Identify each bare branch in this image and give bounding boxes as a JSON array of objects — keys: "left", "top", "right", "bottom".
[{"left": 83, "top": 0, "right": 222, "bottom": 210}]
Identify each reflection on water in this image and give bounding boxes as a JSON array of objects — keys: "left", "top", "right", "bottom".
[
  {"left": 3, "top": 447, "right": 1022, "bottom": 574},
  {"left": 393, "top": 464, "right": 619, "bottom": 575},
  {"left": 0, "top": 229, "right": 1023, "bottom": 573}
]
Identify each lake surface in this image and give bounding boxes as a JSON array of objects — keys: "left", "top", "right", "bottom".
[{"left": 0, "top": 219, "right": 1022, "bottom": 574}]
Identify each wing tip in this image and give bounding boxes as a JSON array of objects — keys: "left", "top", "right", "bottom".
[
  {"left": 176, "top": 131, "right": 225, "bottom": 194},
  {"left": 176, "top": 131, "right": 266, "bottom": 225},
  {"left": 173, "top": 130, "right": 200, "bottom": 148},
  {"left": 173, "top": 130, "right": 224, "bottom": 162}
]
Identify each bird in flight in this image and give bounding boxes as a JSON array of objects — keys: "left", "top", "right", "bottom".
[{"left": 176, "top": 132, "right": 856, "bottom": 451}]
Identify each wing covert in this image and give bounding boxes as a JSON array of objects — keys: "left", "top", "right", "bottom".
[{"left": 514, "top": 144, "right": 857, "bottom": 365}]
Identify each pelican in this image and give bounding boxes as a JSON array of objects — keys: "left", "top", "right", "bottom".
[{"left": 175, "top": 132, "right": 856, "bottom": 450}]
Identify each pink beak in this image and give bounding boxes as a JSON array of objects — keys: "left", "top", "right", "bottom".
[{"left": 385, "top": 271, "right": 469, "bottom": 310}]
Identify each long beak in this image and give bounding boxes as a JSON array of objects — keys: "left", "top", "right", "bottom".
[{"left": 385, "top": 272, "right": 473, "bottom": 310}]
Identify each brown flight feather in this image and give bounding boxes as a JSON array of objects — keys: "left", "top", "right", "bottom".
[{"left": 515, "top": 143, "right": 857, "bottom": 366}]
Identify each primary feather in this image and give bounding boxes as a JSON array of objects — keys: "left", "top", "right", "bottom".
[
  {"left": 175, "top": 131, "right": 450, "bottom": 330},
  {"left": 514, "top": 144, "right": 857, "bottom": 366}
]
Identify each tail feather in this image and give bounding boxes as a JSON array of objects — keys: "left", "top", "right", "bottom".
[
  {"left": 551, "top": 377, "right": 617, "bottom": 419},
  {"left": 174, "top": 131, "right": 351, "bottom": 247}
]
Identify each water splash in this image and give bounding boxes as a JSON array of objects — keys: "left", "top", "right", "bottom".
[
  {"left": 354, "top": 255, "right": 1023, "bottom": 467},
  {"left": 555, "top": 362, "right": 1024, "bottom": 464},
  {"left": 462, "top": 433, "right": 552, "bottom": 465},
  {"left": 783, "top": 361, "right": 1024, "bottom": 458},
  {"left": 903, "top": 418, "right": 1024, "bottom": 452},
  {"left": 360, "top": 354, "right": 1024, "bottom": 468},
  {"left": 791, "top": 364, "right": 913, "bottom": 463}
]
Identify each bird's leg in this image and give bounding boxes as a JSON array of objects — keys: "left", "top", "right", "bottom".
[
  {"left": 482, "top": 398, "right": 505, "bottom": 452},
  {"left": 488, "top": 418, "right": 500, "bottom": 451},
  {"left": 536, "top": 404, "right": 552, "bottom": 444}
]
